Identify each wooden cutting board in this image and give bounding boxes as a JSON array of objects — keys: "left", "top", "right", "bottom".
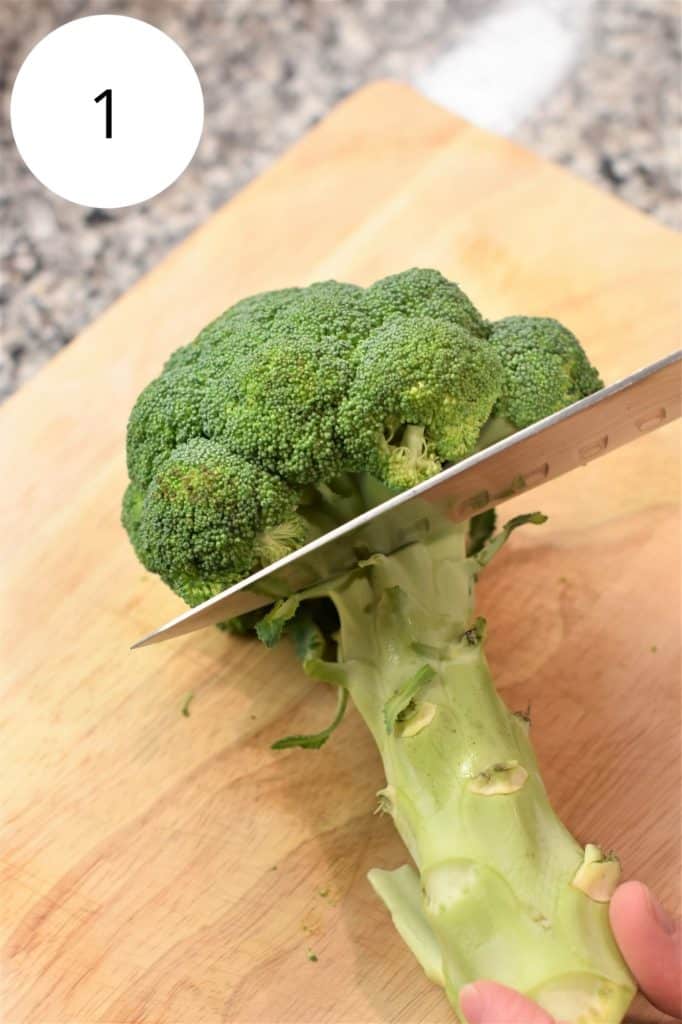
[{"left": 1, "top": 82, "right": 679, "bottom": 1024}]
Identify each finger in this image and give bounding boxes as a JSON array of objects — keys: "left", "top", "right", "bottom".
[
  {"left": 610, "top": 880, "right": 682, "bottom": 1019},
  {"left": 459, "top": 980, "right": 556, "bottom": 1024}
]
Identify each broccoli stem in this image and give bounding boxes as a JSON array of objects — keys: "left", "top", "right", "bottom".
[{"left": 311, "top": 523, "right": 634, "bottom": 1024}]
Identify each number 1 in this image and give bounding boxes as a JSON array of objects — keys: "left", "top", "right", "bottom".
[{"left": 94, "top": 88, "right": 112, "bottom": 139}]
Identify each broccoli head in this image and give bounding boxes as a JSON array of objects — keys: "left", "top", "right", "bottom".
[{"left": 124, "top": 273, "right": 604, "bottom": 612}]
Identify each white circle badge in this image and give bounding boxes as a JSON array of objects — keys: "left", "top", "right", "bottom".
[{"left": 10, "top": 15, "right": 204, "bottom": 208}]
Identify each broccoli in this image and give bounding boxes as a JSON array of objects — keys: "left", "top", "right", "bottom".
[
  {"left": 477, "top": 315, "right": 604, "bottom": 448},
  {"left": 122, "top": 269, "right": 633, "bottom": 1023},
  {"left": 123, "top": 437, "right": 307, "bottom": 606}
]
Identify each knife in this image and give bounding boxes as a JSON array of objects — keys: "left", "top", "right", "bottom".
[{"left": 133, "top": 349, "right": 681, "bottom": 648}]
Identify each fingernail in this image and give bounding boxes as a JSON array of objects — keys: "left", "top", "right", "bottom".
[
  {"left": 647, "top": 888, "right": 676, "bottom": 936},
  {"left": 460, "top": 982, "right": 484, "bottom": 1024}
]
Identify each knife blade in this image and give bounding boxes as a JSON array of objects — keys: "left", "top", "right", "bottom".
[{"left": 132, "top": 349, "right": 681, "bottom": 648}]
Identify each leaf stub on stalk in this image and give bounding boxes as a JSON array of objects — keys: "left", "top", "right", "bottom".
[
  {"left": 571, "top": 844, "right": 621, "bottom": 903},
  {"left": 468, "top": 759, "right": 529, "bottom": 795},
  {"left": 397, "top": 701, "right": 437, "bottom": 738}
]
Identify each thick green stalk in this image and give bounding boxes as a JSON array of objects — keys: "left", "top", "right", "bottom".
[{"left": 316, "top": 522, "right": 634, "bottom": 1024}]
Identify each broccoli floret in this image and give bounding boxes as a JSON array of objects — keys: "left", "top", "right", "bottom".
[
  {"left": 339, "top": 317, "right": 502, "bottom": 487},
  {"left": 164, "top": 286, "right": 304, "bottom": 375},
  {"left": 271, "top": 280, "right": 372, "bottom": 345},
  {"left": 126, "top": 367, "right": 205, "bottom": 488},
  {"left": 488, "top": 315, "right": 603, "bottom": 429},
  {"left": 200, "top": 283, "right": 372, "bottom": 485},
  {"left": 364, "top": 268, "right": 489, "bottom": 340},
  {"left": 202, "top": 331, "right": 356, "bottom": 486},
  {"left": 123, "top": 271, "right": 634, "bottom": 1022},
  {"left": 124, "top": 437, "right": 306, "bottom": 605}
]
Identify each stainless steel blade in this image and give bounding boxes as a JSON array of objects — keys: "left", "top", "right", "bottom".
[{"left": 132, "top": 349, "right": 681, "bottom": 648}]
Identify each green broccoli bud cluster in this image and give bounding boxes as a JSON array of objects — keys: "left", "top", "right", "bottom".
[
  {"left": 489, "top": 315, "right": 604, "bottom": 427},
  {"left": 123, "top": 268, "right": 601, "bottom": 607},
  {"left": 123, "top": 438, "right": 306, "bottom": 606}
]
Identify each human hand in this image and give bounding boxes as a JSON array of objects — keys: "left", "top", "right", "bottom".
[{"left": 459, "top": 881, "right": 681, "bottom": 1023}]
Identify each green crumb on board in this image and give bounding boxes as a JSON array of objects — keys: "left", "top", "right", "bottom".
[
  {"left": 318, "top": 887, "right": 329, "bottom": 898},
  {"left": 181, "top": 694, "right": 194, "bottom": 717},
  {"left": 307, "top": 948, "right": 318, "bottom": 962},
  {"left": 650, "top": 644, "right": 658, "bottom": 653}
]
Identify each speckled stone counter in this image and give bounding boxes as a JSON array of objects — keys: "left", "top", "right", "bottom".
[{"left": 2, "top": 0, "right": 679, "bottom": 401}]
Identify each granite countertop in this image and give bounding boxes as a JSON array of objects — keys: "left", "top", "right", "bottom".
[{"left": 2, "top": 0, "right": 680, "bottom": 401}]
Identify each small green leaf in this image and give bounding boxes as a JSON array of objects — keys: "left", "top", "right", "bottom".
[
  {"left": 271, "top": 687, "right": 349, "bottom": 751},
  {"left": 181, "top": 693, "right": 194, "bottom": 717},
  {"left": 467, "top": 508, "right": 497, "bottom": 556},
  {"left": 255, "top": 595, "right": 301, "bottom": 647},
  {"left": 289, "top": 607, "right": 326, "bottom": 664},
  {"left": 288, "top": 608, "right": 349, "bottom": 687},
  {"left": 474, "top": 511, "right": 547, "bottom": 569}
]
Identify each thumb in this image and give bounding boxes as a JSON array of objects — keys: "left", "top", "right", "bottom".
[
  {"left": 459, "top": 980, "right": 557, "bottom": 1024},
  {"left": 610, "top": 880, "right": 681, "bottom": 1018}
]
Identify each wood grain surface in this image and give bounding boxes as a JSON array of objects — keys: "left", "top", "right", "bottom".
[{"left": 1, "top": 82, "right": 680, "bottom": 1024}]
